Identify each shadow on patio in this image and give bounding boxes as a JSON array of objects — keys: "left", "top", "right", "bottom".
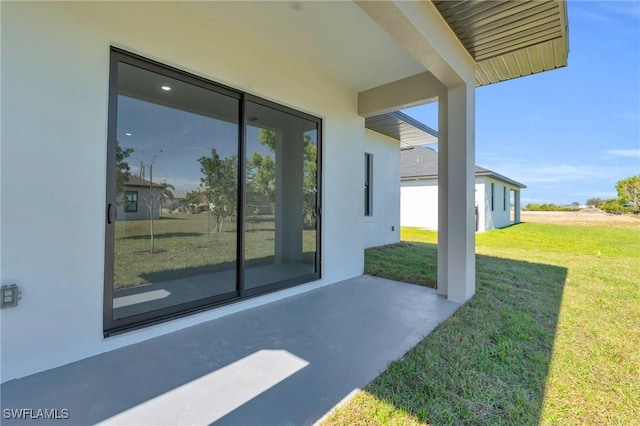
[{"left": 324, "top": 241, "right": 567, "bottom": 425}]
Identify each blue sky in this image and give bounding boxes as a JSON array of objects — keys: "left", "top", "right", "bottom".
[{"left": 403, "top": 1, "right": 640, "bottom": 205}]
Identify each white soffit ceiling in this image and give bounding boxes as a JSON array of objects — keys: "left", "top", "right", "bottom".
[{"left": 191, "top": 1, "right": 427, "bottom": 92}]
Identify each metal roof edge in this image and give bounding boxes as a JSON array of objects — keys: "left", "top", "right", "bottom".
[
  {"left": 558, "top": 0, "right": 570, "bottom": 56},
  {"left": 401, "top": 170, "right": 527, "bottom": 189},
  {"left": 388, "top": 111, "right": 438, "bottom": 137},
  {"left": 475, "top": 170, "right": 527, "bottom": 189}
]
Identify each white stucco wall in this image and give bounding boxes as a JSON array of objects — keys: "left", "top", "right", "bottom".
[
  {"left": 363, "top": 130, "right": 401, "bottom": 248},
  {"left": 401, "top": 177, "right": 519, "bottom": 233},
  {"left": 479, "top": 177, "right": 517, "bottom": 231},
  {"left": 475, "top": 182, "right": 486, "bottom": 232},
  {"left": 400, "top": 179, "right": 439, "bottom": 230},
  {"left": 1, "top": 2, "right": 366, "bottom": 381}
]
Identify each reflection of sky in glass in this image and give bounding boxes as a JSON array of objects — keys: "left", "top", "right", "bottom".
[
  {"left": 118, "top": 95, "right": 238, "bottom": 192},
  {"left": 304, "top": 129, "right": 318, "bottom": 145},
  {"left": 246, "top": 126, "right": 274, "bottom": 158},
  {"left": 118, "top": 96, "right": 278, "bottom": 192}
]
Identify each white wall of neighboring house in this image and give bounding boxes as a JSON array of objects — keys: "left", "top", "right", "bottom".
[
  {"left": 475, "top": 182, "right": 486, "bottom": 232},
  {"left": 116, "top": 186, "right": 161, "bottom": 222},
  {"left": 480, "top": 177, "right": 517, "bottom": 231},
  {"left": 1, "top": 2, "right": 366, "bottom": 381},
  {"left": 400, "top": 179, "right": 439, "bottom": 230},
  {"left": 363, "top": 130, "right": 401, "bottom": 248},
  {"left": 401, "top": 177, "right": 519, "bottom": 232}
]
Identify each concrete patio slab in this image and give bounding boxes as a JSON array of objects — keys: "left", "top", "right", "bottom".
[{"left": 1, "top": 275, "right": 460, "bottom": 425}]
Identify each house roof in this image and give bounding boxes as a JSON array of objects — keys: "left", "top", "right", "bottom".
[
  {"left": 433, "top": 0, "right": 569, "bottom": 86},
  {"left": 126, "top": 176, "right": 165, "bottom": 188},
  {"left": 401, "top": 146, "right": 526, "bottom": 188},
  {"left": 365, "top": 111, "right": 438, "bottom": 148}
]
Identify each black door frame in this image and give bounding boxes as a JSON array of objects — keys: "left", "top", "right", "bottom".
[{"left": 104, "top": 48, "right": 322, "bottom": 336}]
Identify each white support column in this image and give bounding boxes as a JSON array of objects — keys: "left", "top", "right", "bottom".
[
  {"left": 514, "top": 190, "right": 521, "bottom": 224},
  {"left": 437, "top": 95, "right": 449, "bottom": 297},
  {"left": 437, "top": 83, "right": 476, "bottom": 303}
]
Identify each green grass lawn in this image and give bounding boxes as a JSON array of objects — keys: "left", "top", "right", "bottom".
[
  {"left": 323, "top": 223, "right": 639, "bottom": 425},
  {"left": 114, "top": 213, "right": 317, "bottom": 288}
]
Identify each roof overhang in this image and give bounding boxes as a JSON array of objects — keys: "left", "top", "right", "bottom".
[
  {"left": 402, "top": 170, "right": 527, "bottom": 189},
  {"left": 190, "top": 1, "right": 568, "bottom": 107},
  {"left": 433, "top": 0, "right": 569, "bottom": 86},
  {"left": 475, "top": 170, "right": 527, "bottom": 189},
  {"left": 366, "top": 111, "right": 438, "bottom": 147}
]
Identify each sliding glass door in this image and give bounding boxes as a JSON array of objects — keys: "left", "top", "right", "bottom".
[
  {"left": 243, "top": 99, "right": 319, "bottom": 295},
  {"left": 105, "top": 49, "right": 320, "bottom": 334}
]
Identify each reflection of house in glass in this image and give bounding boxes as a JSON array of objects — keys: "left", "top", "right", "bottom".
[
  {"left": 116, "top": 176, "right": 168, "bottom": 221},
  {"left": 106, "top": 58, "right": 321, "bottom": 329}
]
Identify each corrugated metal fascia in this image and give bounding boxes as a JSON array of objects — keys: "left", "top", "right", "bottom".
[
  {"left": 477, "top": 37, "right": 566, "bottom": 86},
  {"left": 452, "top": 1, "right": 557, "bottom": 42},
  {"left": 435, "top": 0, "right": 485, "bottom": 20},
  {"left": 365, "top": 112, "right": 438, "bottom": 146},
  {"left": 433, "top": 0, "right": 569, "bottom": 87},
  {"left": 474, "top": 28, "right": 563, "bottom": 61},
  {"left": 558, "top": 0, "right": 570, "bottom": 57},
  {"left": 459, "top": 15, "right": 561, "bottom": 49},
  {"left": 442, "top": 1, "right": 533, "bottom": 30},
  {"left": 475, "top": 65, "right": 492, "bottom": 86},
  {"left": 467, "top": 19, "right": 562, "bottom": 59},
  {"left": 389, "top": 111, "right": 438, "bottom": 137}
]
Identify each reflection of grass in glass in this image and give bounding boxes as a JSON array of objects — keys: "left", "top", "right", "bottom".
[{"left": 114, "top": 214, "right": 317, "bottom": 289}]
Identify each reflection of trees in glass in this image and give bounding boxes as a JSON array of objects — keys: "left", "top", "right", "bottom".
[
  {"left": 183, "top": 189, "right": 206, "bottom": 214},
  {"left": 136, "top": 152, "right": 175, "bottom": 254},
  {"left": 198, "top": 148, "right": 238, "bottom": 233},
  {"left": 246, "top": 129, "right": 276, "bottom": 214},
  {"left": 246, "top": 129, "right": 318, "bottom": 228},
  {"left": 302, "top": 134, "right": 318, "bottom": 230},
  {"left": 157, "top": 182, "right": 175, "bottom": 214},
  {"left": 259, "top": 128, "right": 276, "bottom": 150},
  {"left": 247, "top": 153, "right": 275, "bottom": 201},
  {"left": 139, "top": 159, "right": 158, "bottom": 254},
  {"left": 115, "top": 143, "right": 133, "bottom": 203}
]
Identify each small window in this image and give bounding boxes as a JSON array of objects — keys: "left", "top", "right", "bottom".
[
  {"left": 124, "top": 191, "right": 138, "bottom": 212},
  {"left": 491, "top": 182, "right": 495, "bottom": 211},
  {"left": 503, "top": 187, "right": 507, "bottom": 211},
  {"left": 364, "top": 153, "right": 373, "bottom": 216}
]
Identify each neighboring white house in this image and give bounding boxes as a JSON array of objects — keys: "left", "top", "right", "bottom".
[
  {"left": 401, "top": 146, "right": 526, "bottom": 232},
  {"left": 363, "top": 111, "right": 439, "bottom": 248},
  {"left": 117, "top": 176, "right": 165, "bottom": 221},
  {"left": 1, "top": 1, "right": 568, "bottom": 382}
]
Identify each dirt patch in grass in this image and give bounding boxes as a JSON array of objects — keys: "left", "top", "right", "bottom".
[{"left": 521, "top": 211, "right": 639, "bottom": 228}]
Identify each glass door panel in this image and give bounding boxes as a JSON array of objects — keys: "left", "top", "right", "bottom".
[
  {"left": 244, "top": 100, "right": 319, "bottom": 292},
  {"left": 111, "top": 62, "right": 239, "bottom": 320}
]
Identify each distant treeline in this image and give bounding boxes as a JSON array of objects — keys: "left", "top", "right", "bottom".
[
  {"left": 523, "top": 203, "right": 580, "bottom": 212},
  {"left": 525, "top": 175, "right": 639, "bottom": 214},
  {"left": 524, "top": 200, "right": 635, "bottom": 213}
]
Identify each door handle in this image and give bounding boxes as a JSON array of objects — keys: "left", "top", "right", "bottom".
[{"left": 107, "top": 203, "right": 117, "bottom": 224}]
